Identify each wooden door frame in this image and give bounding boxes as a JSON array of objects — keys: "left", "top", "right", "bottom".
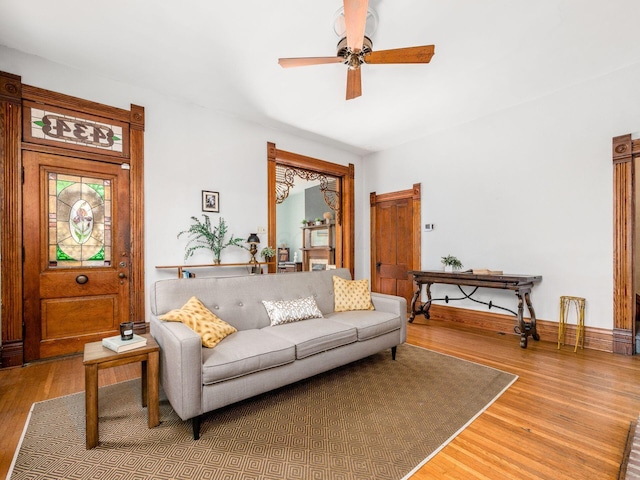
[
  {"left": 370, "top": 183, "right": 421, "bottom": 291},
  {"left": 267, "top": 142, "right": 354, "bottom": 277},
  {"left": 612, "top": 134, "right": 638, "bottom": 355},
  {"left": 0, "top": 71, "right": 145, "bottom": 367}
]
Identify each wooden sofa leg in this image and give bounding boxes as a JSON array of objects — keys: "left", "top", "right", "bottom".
[
  {"left": 192, "top": 415, "right": 201, "bottom": 440},
  {"left": 391, "top": 346, "right": 397, "bottom": 360}
]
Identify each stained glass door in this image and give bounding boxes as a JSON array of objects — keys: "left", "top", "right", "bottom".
[{"left": 22, "top": 151, "right": 131, "bottom": 361}]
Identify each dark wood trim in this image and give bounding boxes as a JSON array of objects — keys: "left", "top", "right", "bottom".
[
  {"left": 369, "top": 191, "right": 376, "bottom": 284},
  {"left": 0, "top": 72, "right": 24, "bottom": 367},
  {"left": 411, "top": 183, "right": 422, "bottom": 273},
  {"left": 0, "top": 70, "right": 145, "bottom": 367},
  {"left": 267, "top": 143, "right": 277, "bottom": 274},
  {"left": 267, "top": 142, "right": 355, "bottom": 277},
  {"left": 612, "top": 134, "right": 636, "bottom": 355},
  {"left": 22, "top": 85, "right": 131, "bottom": 123},
  {"left": 19, "top": 142, "right": 129, "bottom": 164},
  {"left": 130, "top": 105, "right": 145, "bottom": 323},
  {"left": 426, "top": 304, "right": 614, "bottom": 352}
]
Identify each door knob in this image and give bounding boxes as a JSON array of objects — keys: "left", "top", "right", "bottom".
[
  {"left": 76, "top": 275, "right": 88, "bottom": 284},
  {"left": 118, "top": 273, "right": 126, "bottom": 279}
]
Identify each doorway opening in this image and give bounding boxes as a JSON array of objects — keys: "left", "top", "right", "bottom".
[{"left": 267, "top": 142, "right": 354, "bottom": 276}]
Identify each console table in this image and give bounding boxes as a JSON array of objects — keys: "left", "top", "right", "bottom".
[
  {"left": 408, "top": 270, "right": 543, "bottom": 348},
  {"left": 156, "top": 262, "right": 270, "bottom": 278}
]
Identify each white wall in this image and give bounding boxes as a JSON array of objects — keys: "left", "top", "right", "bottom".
[
  {"left": 0, "top": 46, "right": 364, "bottom": 320},
  {"left": 362, "top": 62, "right": 640, "bottom": 329},
  {"left": 276, "top": 190, "right": 305, "bottom": 259},
  {"left": 5, "top": 44, "right": 640, "bottom": 331}
]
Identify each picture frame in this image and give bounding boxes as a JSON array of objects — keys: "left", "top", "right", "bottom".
[
  {"left": 310, "top": 229, "right": 329, "bottom": 247},
  {"left": 202, "top": 191, "right": 219, "bottom": 213}
]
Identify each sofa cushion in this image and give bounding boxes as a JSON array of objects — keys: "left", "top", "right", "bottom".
[
  {"left": 333, "top": 276, "right": 375, "bottom": 312},
  {"left": 158, "top": 296, "right": 237, "bottom": 348},
  {"left": 201, "top": 329, "right": 296, "bottom": 385},
  {"left": 326, "top": 310, "right": 402, "bottom": 341},
  {"left": 262, "top": 318, "right": 357, "bottom": 359},
  {"left": 262, "top": 296, "right": 323, "bottom": 326}
]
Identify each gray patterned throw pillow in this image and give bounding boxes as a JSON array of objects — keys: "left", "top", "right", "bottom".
[{"left": 262, "top": 296, "right": 324, "bottom": 326}]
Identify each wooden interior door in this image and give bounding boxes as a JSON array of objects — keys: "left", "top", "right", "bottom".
[
  {"left": 22, "top": 151, "right": 131, "bottom": 361},
  {"left": 370, "top": 185, "right": 421, "bottom": 311}
]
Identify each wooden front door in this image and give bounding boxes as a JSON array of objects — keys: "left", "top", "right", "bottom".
[
  {"left": 370, "top": 185, "right": 421, "bottom": 311},
  {"left": 22, "top": 151, "right": 131, "bottom": 361}
]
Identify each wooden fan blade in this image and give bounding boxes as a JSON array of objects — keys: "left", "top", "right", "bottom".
[
  {"left": 278, "top": 56, "right": 344, "bottom": 68},
  {"left": 344, "top": 0, "right": 368, "bottom": 51},
  {"left": 346, "top": 67, "right": 362, "bottom": 100},
  {"left": 364, "top": 45, "right": 435, "bottom": 64}
]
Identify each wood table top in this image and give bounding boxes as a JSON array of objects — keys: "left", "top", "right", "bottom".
[{"left": 83, "top": 333, "right": 158, "bottom": 365}]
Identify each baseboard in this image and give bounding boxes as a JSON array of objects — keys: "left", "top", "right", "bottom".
[
  {"left": 423, "top": 304, "right": 614, "bottom": 352},
  {"left": 0, "top": 340, "right": 24, "bottom": 368}
]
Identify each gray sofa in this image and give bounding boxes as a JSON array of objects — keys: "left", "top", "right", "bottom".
[{"left": 149, "top": 268, "right": 407, "bottom": 439}]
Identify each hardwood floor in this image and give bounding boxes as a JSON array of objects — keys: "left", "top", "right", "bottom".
[{"left": 1, "top": 319, "right": 638, "bottom": 479}]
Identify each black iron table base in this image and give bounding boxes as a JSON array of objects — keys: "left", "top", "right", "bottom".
[{"left": 409, "top": 270, "right": 543, "bottom": 349}]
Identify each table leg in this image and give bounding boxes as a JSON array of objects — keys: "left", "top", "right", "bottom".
[
  {"left": 515, "top": 288, "right": 540, "bottom": 348},
  {"left": 409, "top": 281, "right": 433, "bottom": 322},
  {"left": 84, "top": 363, "right": 99, "bottom": 449},
  {"left": 424, "top": 283, "right": 433, "bottom": 319},
  {"left": 516, "top": 292, "right": 527, "bottom": 348},
  {"left": 141, "top": 359, "right": 148, "bottom": 407},
  {"left": 409, "top": 282, "right": 422, "bottom": 322},
  {"left": 525, "top": 291, "right": 540, "bottom": 342},
  {"left": 147, "top": 350, "right": 160, "bottom": 428}
]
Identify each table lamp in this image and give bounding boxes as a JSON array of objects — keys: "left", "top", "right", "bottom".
[{"left": 247, "top": 233, "right": 260, "bottom": 272}]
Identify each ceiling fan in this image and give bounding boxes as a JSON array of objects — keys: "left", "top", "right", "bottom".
[{"left": 278, "top": 0, "right": 435, "bottom": 100}]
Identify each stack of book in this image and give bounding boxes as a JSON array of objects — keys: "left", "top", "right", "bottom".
[{"left": 102, "top": 333, "right": 147, "bottom": 353}]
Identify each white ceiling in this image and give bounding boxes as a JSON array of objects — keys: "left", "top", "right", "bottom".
[{"left": 1, "top": 0, "right": 640, "bottom": 154}]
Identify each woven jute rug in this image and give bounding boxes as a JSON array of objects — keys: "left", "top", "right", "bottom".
[{"left": 10, "top": 344, "right": 516, "bottom": 480}]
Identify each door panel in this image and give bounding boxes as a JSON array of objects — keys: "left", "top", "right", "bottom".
[
  {"left": 23, "top": 151, "right": 130, "bottom": 361},
  {"left": 371, "top": 187, "right": 421, "bottom": 312},
  {"left": 42, "top": 296, "right": 117, "bottom": 338},
  {"left": 376, "top": 199, "right": 413, "bottom": 301}
]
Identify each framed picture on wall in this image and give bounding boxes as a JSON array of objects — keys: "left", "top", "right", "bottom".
[{"left": 202, "top": 191, "right": 219, "bottom": 213}]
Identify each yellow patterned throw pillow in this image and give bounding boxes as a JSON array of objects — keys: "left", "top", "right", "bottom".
[
  {"left": 158, "top": 296, "right": 237, "bottom": 348},
  {"left": 333, "top": 276, "right": 375, "bottom": 312}
]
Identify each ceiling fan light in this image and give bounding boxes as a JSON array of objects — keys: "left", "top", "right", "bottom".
[{"left": 332, "top": 6, "right": 378, "bottom": 39}]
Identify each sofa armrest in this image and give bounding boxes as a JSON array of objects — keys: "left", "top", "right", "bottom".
[
  {"left": 370, "top": 292, "right": 407, "bottom": 343},
  {"left": 149, "top": 315, "right": 203, "bottom": 421}
]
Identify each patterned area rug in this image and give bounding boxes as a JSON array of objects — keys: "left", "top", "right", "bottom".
[{"left": 10, "top": 344, "right": 516, "bottom": 480}]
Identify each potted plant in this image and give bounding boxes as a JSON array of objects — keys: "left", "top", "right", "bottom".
[
  {"left": 441, "top": 254, "right": 463, "bottom": 273},
  {"left": 178, "top": 215, "right": 245, "bottom": 263},
  {"left": 260, "top": 246, "right": 276, "bottom": 262},
  {"left": 301, "top": 219, "right": 309, "bottom": 226},
  {"left": 315, "top": 217, "right": 323, "bottom": 225}
]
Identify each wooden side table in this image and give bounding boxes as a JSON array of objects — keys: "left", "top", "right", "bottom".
[{"left": 83, "top": 333, "right": 160, "bottom": 449}]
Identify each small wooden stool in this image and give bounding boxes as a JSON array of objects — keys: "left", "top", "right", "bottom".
[
  {"left": 83, "top": 333, "right": 160, "bottom": 449},
  {"left": 558, "top": 296, "right": 585, "bottom": 352}
]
